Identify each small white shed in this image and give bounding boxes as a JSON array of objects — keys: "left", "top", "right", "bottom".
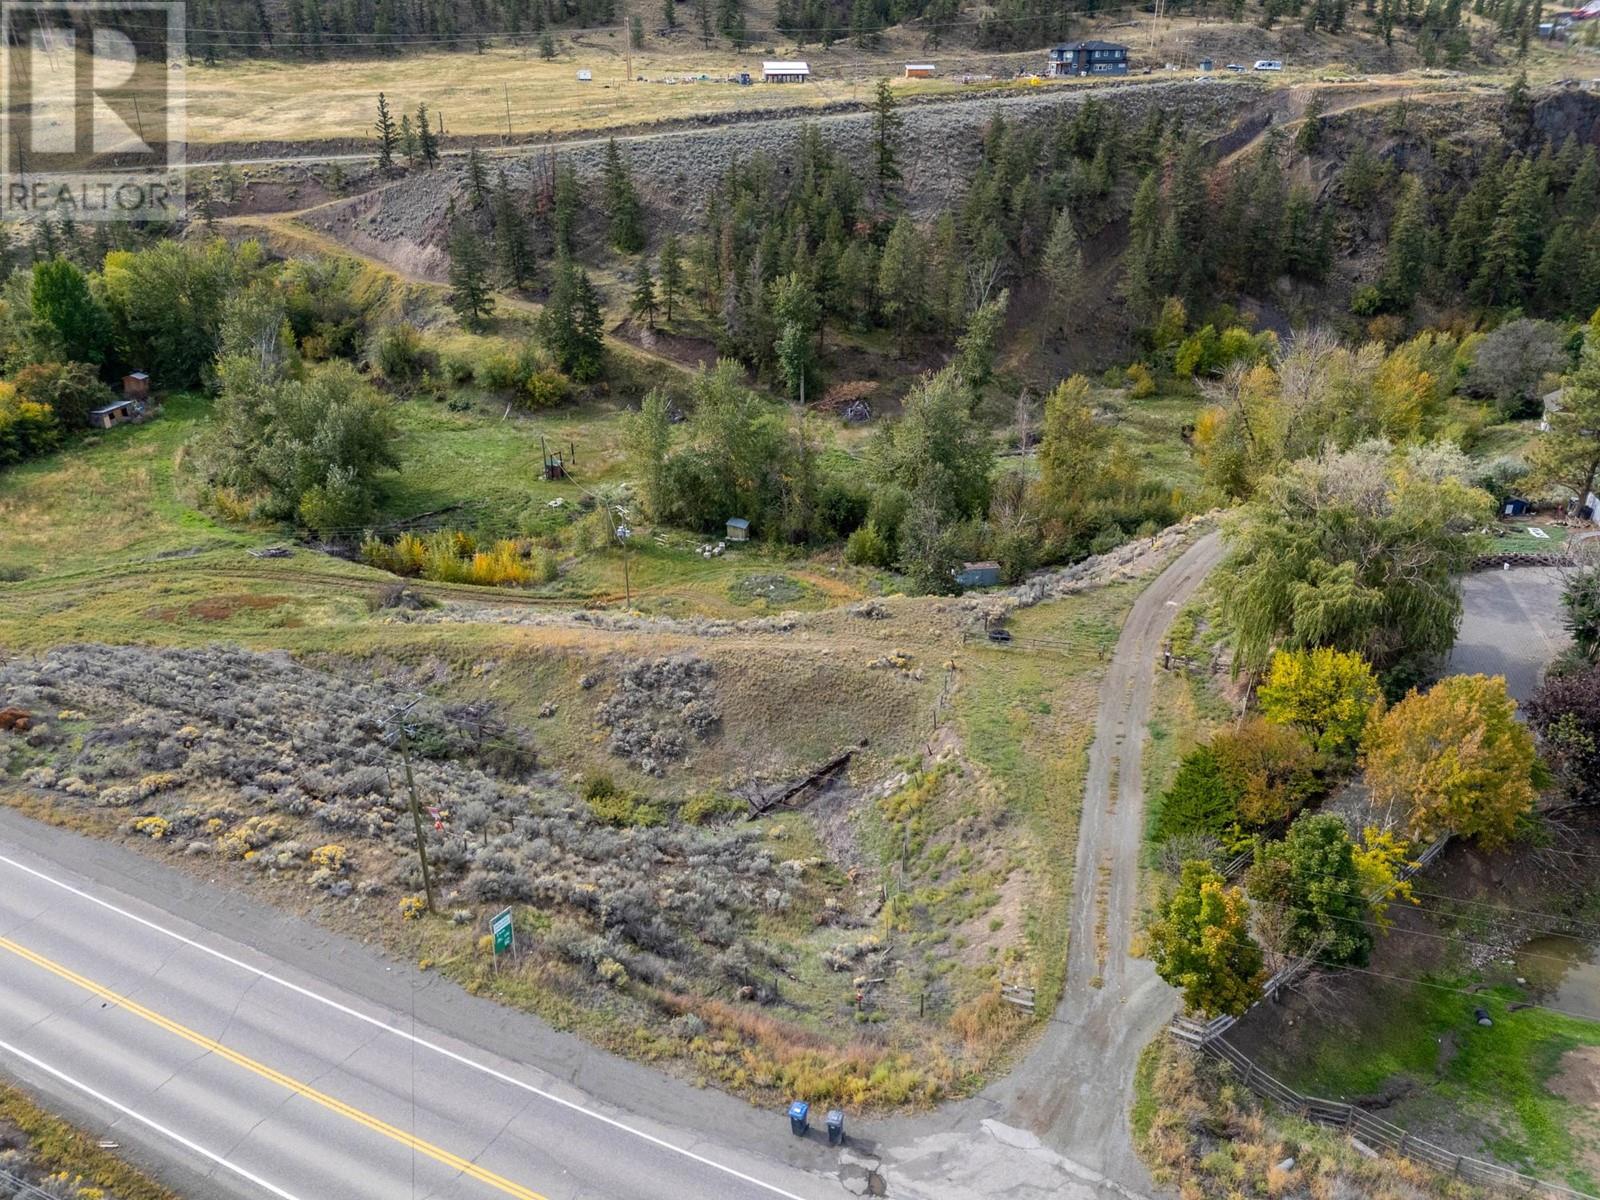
[{"left": 762, "top": 60, "right": 810, "bottom": 82}]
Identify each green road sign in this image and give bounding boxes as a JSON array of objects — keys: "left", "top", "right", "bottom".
[{"left": 491, "top": 907, "right": 514, "bottom": 956}]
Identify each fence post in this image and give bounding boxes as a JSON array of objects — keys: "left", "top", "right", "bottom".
[
  {"left": 1242, "top": 1061, "right": 1255, "bottom": 1089},
  {"left": 1343, "top": 1104, "right": 1356, "bottom": 1132}
]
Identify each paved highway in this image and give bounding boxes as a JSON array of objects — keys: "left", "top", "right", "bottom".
[{"left": 0, "top": 835, "right": 846, "bottom": 1200}]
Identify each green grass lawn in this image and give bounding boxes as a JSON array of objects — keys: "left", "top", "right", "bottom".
[
  {"left": 1279, "top": 976, "right": 1600, "bottom": 1192},
  {"left": 0, "top": 394, "right": 266, "bottom": 581}
]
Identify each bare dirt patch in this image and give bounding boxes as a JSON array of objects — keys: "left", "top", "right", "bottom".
[
  {"left": 1549, "top": 1046, "right": 1600, "bottom": 1110},
  {"left": 148, "top": 594, "right": 295, "bottom": 622}
]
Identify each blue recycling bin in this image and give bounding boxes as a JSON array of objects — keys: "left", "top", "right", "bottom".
[
  {"left": 826, "top": 1109, "right": 845, "bottom": 1145},
  {"left": 787, "top": 1100, "right": 810, "bottom": 1136}
]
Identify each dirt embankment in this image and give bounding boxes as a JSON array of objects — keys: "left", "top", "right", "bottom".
[{"left": 294, "top": 78, "right": 1265, "bottom": 282}]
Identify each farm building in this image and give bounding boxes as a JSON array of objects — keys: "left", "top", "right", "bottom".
[
  {"left": 1047, "top": 41, "right": 1129, "bottom": 76},
  {"left": 955, "top": 561, "right": 1001, "bottom": 588},
  {"left": 123, "top": 371, "right": 150, "bottom": 400},
  {"left": 762, "top": 61, "right": 810, "bottom": 82},
  {"left": 726, "top": 517, "right": 751, "bottom": 541},
  {"left": 904, "top": 63, "right": 936, "bottom": 77},
  {"left": 88, "top": 398, "right": 139, "bottom": 429}
]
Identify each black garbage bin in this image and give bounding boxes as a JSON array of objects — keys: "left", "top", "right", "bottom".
[
  {"left": 787, "top": 1100, "right": 810, "bottom": 1136},
  {"left": 826, "top": 1109, "right": 845, "bottom": 1146}
]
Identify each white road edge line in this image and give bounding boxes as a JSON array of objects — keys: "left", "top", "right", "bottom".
[
  {"left": 0, "top": 1036, "right": 306, "bottom": 1200},
  {"left": 0, "top": 850, "right": 815, "bottom": 1200}
]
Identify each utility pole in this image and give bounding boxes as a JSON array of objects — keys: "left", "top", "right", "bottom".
[
  {"left": 503, "top": 83, "right": 513, "bottom": 140},
  {"left": 384, "top": 700, "right": 437, "bottom": 915},
  {"left": 614, "top": 509, "right": 633, "bottom": 607},
  {"left": 398, "top": 729, "right": 437, "bottom": 914}
]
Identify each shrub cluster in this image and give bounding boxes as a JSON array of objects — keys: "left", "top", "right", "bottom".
[
  {"left": 0, "top": 645, "right": 776, "bottom": 981},
  {"left": 361, "top": 529, "right": 557, "bottom": 588}
]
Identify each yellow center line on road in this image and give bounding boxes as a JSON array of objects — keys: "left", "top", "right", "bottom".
[{"left": 0, "top": 935, "right": 549, "bottom": 1200}]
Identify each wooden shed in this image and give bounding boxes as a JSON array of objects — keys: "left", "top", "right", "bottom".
[
  {"left": 123, "top": 371, "right": 150, "bottom": 400},
  {"left": 904, "top": 63, "right": 936, "bottom": 77},
  {"left": 726, "top": 517, "right": 751, "bottom": 542},
  {"left": 88, "top": 399, "right": 138, "bottom": 429}
]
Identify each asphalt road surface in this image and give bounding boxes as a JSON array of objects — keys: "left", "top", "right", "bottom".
[
  {"left": 1448, "top": 566, "right": 1574, "bottom": 702},
  {"left": 0, "top": 837, "right": 844, "bottom": 1200}
]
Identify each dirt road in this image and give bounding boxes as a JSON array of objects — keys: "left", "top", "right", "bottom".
[{"left": 874, "top": 532, "right": 1225, "bottom": 1199}]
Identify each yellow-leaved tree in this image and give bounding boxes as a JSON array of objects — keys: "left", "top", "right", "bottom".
[
  {"left": 1362, "top": 674, "right": 1541, "bottom": 849},
  {"left": 1257, "top": 647, "right": 1384, "bottom": 762}
]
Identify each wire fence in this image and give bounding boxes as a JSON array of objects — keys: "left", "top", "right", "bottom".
[
  {"left": 1195, "top": 1037, "right": 1598, "bottom": 1200},
  {"left": 1173, "top": 834, "right": 1452, "bottom": 1045}
]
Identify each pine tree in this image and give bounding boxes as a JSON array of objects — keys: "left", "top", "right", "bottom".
[
  {"left": 374, "top": 92, "right": 398, "bottom": 172},
  {"left": 1475, "top": 158, "right": 1541, "bottom": 307},
  {"left": 871, "top": 80, "right": 903, "bottom": 198},
  {"left": 663, "top": 0, "right": 677, "bottom": 26},
  {"left": 1122, "top": 169, "right": 1163, "bottom": 321},
  {"left": 447, "top": 212, "right": 496, "bottom": 331},
  {"left": 658, "top": 233, "right": 684, "bottom": 322},
  {"left": 466, "top": 147, "right": 491, "bottom": 209},
  {"left": 553, "top": 163, "right": 580, "bottom": 256},
  {"left": 1041, "top": 208, "right": 1084, "bottom": 333},
  {"left": 876, "top": 215, "right": 923, "bottom": 357},
  {"left": 492, "top": 169, "right": 535, "bottom": 289},
  {"left": 416, "top": 103, "right": 440, "bottom": 168},
  {"left": 539, "top": 30, "right": 556, "bottom": 57},
  {"left": 1381, "top": 174, "right": 1430, "bottom": 308},
  {"left": 603, "top": 139, "right": 646, "bottom": 254},
  {"left": 399, "top": 113, "right": 419, "bottom": 168},
  {"left": 540, "top": 261, "right": 606, "bottom": 381},
  {"left": 631, "top": 259, "right": 659, "bottom": 326},
  {"left": 715, "top": 0, "right": 743, "bottom": 42}
]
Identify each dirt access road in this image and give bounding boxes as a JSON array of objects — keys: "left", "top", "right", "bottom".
[{"left": 872, "top": 532, "right": 1226, "bottom": 1200}]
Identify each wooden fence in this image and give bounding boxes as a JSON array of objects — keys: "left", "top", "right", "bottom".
[
  {"left": 1195, "top": 1037, "right": 1597, "bottom": 1200},
  {"left": 1175, "top": 835, "right": 1453, "bottom": 1045}
]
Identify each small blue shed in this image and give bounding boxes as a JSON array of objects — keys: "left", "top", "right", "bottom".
[{"left": 955, "top": 561, "right": 1001, "bottom": 589}]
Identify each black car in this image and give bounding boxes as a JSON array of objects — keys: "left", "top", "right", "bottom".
[{"left": 987, "top": 628, "right": 1013, "bottom": 644}]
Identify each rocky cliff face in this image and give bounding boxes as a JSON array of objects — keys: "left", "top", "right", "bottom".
[{"left": 1532, "top": 84, "right": 1600, "bottom": 148}]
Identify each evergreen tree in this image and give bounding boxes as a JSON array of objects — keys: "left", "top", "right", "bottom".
[
  {"left": 416, "top": 103, "right": 440, "bottom": 168},
  {"left": 553, "top": 163, "right": 580, "bottom": 257},
  {"left": 399, "top": 113, "right": 419, "bottom": 168},
  {"left": 1041, "top": 207, "right": 1084, "bottom": 332},
  {"left": 1381, "top": 175, "right": 1430, "bottom": 308},
  {"left": 662, "top": 0, "right": 677, "bottom": 26},
  {"left": 872, "top": 80, "right": 903, "bottom": 198},
  {"left": 539, "top": 30, "right": 556, "bottom": 57},
  {"left": 447, "top": 212, "right": 496, "bottom": 331},
  {"left": 539, "top": 261, "right": 606, "bottom": 381},
  {"left": 715, "top": 0, "right": 744, "bottom": 42},
  {"left": 630, "top": 259, "right": 659, "bottom": 327},
  {"left": 1475, "top": 158, "right": 1542, "bottom": 307},
  {"left": 603, "top": 138, "right": 646, "bottom": 254},
  {"left": 492, "top": 169, "right": 535, "bottom": 289},
  {"left": 876, "top": 215, "right": 924, "bottom": 356},
  {"left": 658, "top": 233, "right": 684, "bottom": 322},
  {"left": 1122, "top": 170, "right": 1163, "bottom": 321},
  {"left": 465, "top": 147, "right": 491, "bottom": 209},
  {"left": 374, "top": 92, "right": 398, "bottom": 172}
]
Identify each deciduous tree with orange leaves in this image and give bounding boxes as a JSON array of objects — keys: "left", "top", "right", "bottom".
[{"left": 1362, "top": 674, "right": 1541, "bottom": 848}]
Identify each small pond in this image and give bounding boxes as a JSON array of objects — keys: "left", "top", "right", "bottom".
[{"left": 1512, "top": 935, "right": 1600, "bottom": 1020}]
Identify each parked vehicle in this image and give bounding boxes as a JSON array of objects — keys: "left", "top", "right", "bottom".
[
  {"left": 1225, "top": 62, "right": 1247, "bottom": 71},
  {"left": 1253, "top": 59, "right": 1284, "bottom": 70},
  {"left": 987, "top": 628, "right": 1013, "bottom": 644}
]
